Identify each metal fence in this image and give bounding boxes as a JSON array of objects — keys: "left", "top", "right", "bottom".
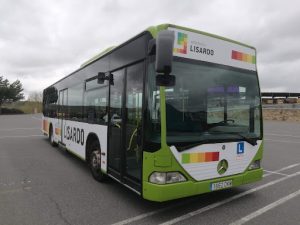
[{"left": 262, "top": 104, "right": 300, "bottom": 109}]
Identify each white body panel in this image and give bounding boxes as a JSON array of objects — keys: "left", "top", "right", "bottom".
[
  {"left": 42, "top": 116, "right": 108, "bottom": 173},
  {"left": 170, "top": 140, "right": 262, "bottom": 181},
  {"left": 169, "top": 27, "right": 256, "bottom": 71}
]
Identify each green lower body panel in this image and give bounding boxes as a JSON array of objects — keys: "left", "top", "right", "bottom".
[{"left": 142, "top": 168, "right": 263, "bottom": 202}]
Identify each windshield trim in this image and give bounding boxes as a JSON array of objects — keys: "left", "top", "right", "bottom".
[
  {"left": 144, "top": 56, "right": 263, "bottom": 152},
  {"left": 169, "top": 135, "right": 261, "bottom": 152},
  {"left": 173, "top": 56, "right": 258, "bottom": 75}
]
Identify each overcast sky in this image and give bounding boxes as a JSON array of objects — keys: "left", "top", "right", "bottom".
[{"left": 1, "top": 0, "right": 299, "bottom": 97}]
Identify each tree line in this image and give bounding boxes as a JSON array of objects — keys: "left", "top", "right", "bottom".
[{"left": 0, "top": 76, "right": 24, "bottom": 113}]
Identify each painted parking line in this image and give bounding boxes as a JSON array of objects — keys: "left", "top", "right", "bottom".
[
  {"left": 0, "top": 134, "right": 43, "bottom": 139},
  {"left": 31, "top": 116, "right": 42, "bottom": 121},
  {"left": 263, "top": 163, "right": 300, "bottom": 178},
  {"left": 263, "top": 170, "right": 288, "bottom": 176},
  {"left": 264, "top": 138, "right": 300, "bottom": 144},
  {"left": 111, "top": 163, "right": 300, "bottom": 225},
  {"left": 266, "top": 133, "right": 300, "bottom": 139},
  {"left": 0, "top": 188, "right": 31, "bottom": 195},
  {"left": 111, "top": 198, "right": 196, "bottom": 225},
  {"left": 159, "top": 171, "right": 300, "bottom": 225},
  {"left": 0, "top": 128, "right": 40, "bottom": 131},
  {"left": 229, "top": 189, "right": 300, "bottom": 225}
]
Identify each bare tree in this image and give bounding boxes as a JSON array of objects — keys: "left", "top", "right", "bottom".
[{"left": 27, "top": 91, "right": 43, "bottom": 102}]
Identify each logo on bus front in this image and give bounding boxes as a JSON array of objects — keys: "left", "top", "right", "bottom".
[
  {"left": 217, "top": 159, "right": 228, "bottom": 175},
  {"left": 174, "top": 32, "right": 188, "bottom": 54},
  {"left": 237, "top": 142, "right": 245, "bottom": 154},
  {"left": 173, "top": 30, "right": 215, "bottom": 56}
]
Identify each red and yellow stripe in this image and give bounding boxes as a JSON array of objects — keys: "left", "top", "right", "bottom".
[
  {"left": 232, "top": 50, "right": 256, "bottom": 64},
  {"left": 43, "top": 120, "right": 49, "bottom": 134},
  {"left": 55, "top": 128, "right": 61, "bottom": 136},
  {"left": 182, "top": 152, "right": 219, "bottom": 164}
]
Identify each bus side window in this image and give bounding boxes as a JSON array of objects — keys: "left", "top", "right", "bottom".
[
  {"left": 68, "top": 83, "right": 84, "bottom": 121},
  {"left": 84, "top": 78, "right": 108, "bottom": 124}
]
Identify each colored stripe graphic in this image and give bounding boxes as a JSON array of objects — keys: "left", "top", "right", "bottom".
[
  {"left": 182, "top": 152, "right": 220, "bottom": 164},
  {"left": 43, "top": 120, "right": 49, "bottom": 133},
  {"left": 232, "top": 50, "right": 256, "bottom": 64},
  {"left": 55, "top": 128, "right": 61, "bottom": 136},
  {"left": 174, "top": 32, "right": 188, "bottom": 54}
]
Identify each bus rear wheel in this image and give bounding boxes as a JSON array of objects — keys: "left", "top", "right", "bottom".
[{"left": 88, "top": 140, "right": 105, "bottom": 182}]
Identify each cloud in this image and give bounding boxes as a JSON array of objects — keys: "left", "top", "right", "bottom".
[{"left": 0, "top": 0, "right": 300, "bottom": 97}]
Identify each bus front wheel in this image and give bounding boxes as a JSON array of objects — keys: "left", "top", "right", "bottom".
[{"left": 89, "top": 140, "right": 105, "bottom": 182}]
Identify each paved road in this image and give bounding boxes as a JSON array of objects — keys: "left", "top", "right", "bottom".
[{"left": 0, "top": 114, "right": 299, "bottom": 225}]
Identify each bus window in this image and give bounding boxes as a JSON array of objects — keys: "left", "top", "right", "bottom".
[
  {"left": 125, "top": 62, "right": 143, "bottom": 180},
  {"left": 68, "top": 83, "right": 83, "bottom": 121},
  {"left": 84, "top": 78, "right": 108, "bottom": 124}
]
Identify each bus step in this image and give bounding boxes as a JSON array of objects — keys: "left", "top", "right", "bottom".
[{"left": 58, "top": 142, "right": 66, "bottom": 150}]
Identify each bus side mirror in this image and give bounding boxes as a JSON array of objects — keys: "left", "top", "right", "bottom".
[
  {"left": 155, "top": 30, "right": 175, "bottom": 75},
  {"left": 98, "top": 72, "right": 113, "bottom": 85},
  {"left": 97, "top": 72, "right": 106, "bottom": 84},
  {"left": 156, "top": 74, "right": 176, "bottom": 87},
  {"left": 155, "top": 30, "right": 176, "bottom": 87}
]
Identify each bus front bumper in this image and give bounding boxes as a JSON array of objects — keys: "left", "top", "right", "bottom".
[{"left": 142, "top": 168, "right": 263, "bottom": 202}]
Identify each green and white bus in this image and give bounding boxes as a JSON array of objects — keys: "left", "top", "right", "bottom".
[{"left": 42, "top": 24, "right": 263, "bottom": 202}]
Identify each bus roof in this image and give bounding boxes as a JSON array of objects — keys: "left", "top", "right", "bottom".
[
  {"left": 147, "top": 24, "right": 255, "bottom": 49},
  {"left": 80, "top": 46, "right": 116, "bottom": 68},
  {"left": 49, "top": 24, "right": 255, "bottom": 88},
  {"left": 81, "top": 24, "right": 255, "bottom": 68}
]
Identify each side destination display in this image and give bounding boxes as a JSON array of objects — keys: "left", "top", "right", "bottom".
[{"left": 169, "top": 27, "right": 256, "bottom": 71}]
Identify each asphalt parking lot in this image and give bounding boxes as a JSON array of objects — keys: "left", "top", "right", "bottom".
[{"left": 0, "top": 114, "right": 299, "bottom": 225}]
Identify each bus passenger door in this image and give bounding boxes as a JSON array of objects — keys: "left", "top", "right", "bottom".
[
  {"left": 57, "top": 89, "right": 68, "bottom": 143},
  {"left": 108, "top": 69, "right": 125, "bottom": 178},
  {"left": 108, "top": 63, "right": 144, "bottom": 192},
  {"left": 124, "top": 63, "right": 143, "bottom": 184}
]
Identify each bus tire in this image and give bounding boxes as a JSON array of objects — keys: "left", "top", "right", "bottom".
[
  {"left": 88, "top": 139, "right": 106, "bottom": 182},
  {"left": 49, "top": 124, "right": 58, "bottom": 147}
]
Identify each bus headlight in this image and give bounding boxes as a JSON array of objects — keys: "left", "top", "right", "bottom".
[
  {"left": 149, "top": 172, "right": 186, "bottom": 184},
  {"left": 248, "top": 160, "right": 261, "bottom": 170}
]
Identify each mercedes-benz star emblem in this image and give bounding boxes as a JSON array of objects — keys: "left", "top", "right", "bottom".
[{"left": 217, "top": 159, "right": 228, "bottom": 175}]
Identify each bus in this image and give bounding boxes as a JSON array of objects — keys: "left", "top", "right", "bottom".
[{"left": 42, "top": 24, "right": 263, "bottom": 202}]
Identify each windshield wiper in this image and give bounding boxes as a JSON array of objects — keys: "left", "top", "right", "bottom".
[
  {"left": 206, "top": 130, "right": 258, "bottom": 146},
  {"left": 170, "top": 132, "right": 258, "bottom": 152},
  {"left": 229, "top": 133, "right": 258, "bottom": 146},
  {"left": 174, "top": 141, "right": 208, "bottom": 151}
]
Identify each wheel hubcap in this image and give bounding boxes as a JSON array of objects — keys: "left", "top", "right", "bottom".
[{"left": 91, "top": 151, "right": 101, "bottom": 170}]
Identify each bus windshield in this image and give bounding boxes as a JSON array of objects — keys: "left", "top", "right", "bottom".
[{"left": 146, "top": 59, "right": 262, "bottom": 150}]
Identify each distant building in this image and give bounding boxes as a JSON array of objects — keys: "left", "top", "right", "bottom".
[
  {"left": 285, "top": 98, "right": 298, "bottom": 104},
  {"left": 262, "top": 98, "right": 273, "bottom": 104},
  {"left": 261, "top": 92, "right": 300, "bottom": 104},
  {"left": 275, "top": 98, "right": 284, "bottom": 104}
]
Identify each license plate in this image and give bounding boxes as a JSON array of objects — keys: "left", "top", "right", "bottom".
[{"left": 210, "top": 180, "right": 233, "bottom": 191}]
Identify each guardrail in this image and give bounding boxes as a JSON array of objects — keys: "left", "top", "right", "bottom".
[
  {"left": 263, "top": 104, "right": 300, "bottom": 109},
  {"left": 261, "top": 92, "right": 300, "bottom": 98}
]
